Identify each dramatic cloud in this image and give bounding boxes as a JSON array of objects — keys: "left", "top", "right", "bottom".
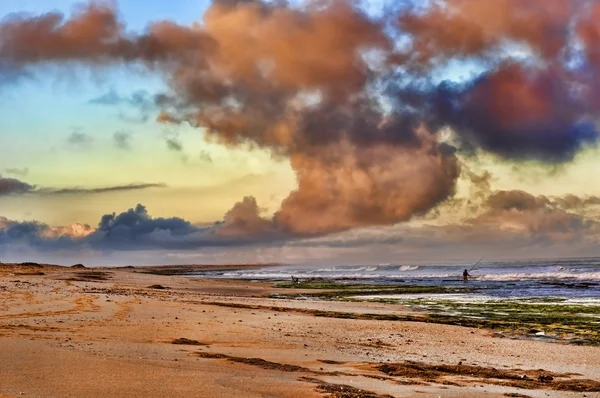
[
  {"left": 92, "top": 204, "right": 200, "bottom": 250},
  {"left": 293, "top": 189, "right": 600, "bottom": 259},
  {"left": 421, "top": 63, "right": 598, "bottom": 162},
  {"left": 473, "top": 190, "right": 599, "bottom": 242},
  {"left": 214, "top": 196, "right": 275, "bottom": 238},
  {"left": 0, "top": 203, "right": 282, "bottom": 253},
  {"left": 2, "top": 191, "right": 599, "bottom": 259},
  {"left": 398, "top": 0, "right": 574, "bottom": 66},
  {"left": 2, "top": 0, "right": 600, "bottom": 239}
]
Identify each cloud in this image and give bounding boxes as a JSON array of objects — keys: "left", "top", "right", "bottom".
[
  {"left": 92, "top": 204, "right": 201, "bottom": 250},
  {"left": 4, "top": 167, "right": 29, "bottom": 177},
  {"left": 67, "top": 131, "right": 93, "bottom": 146},
  {"left": 113, "top": 131, "right": 132, "bottom": 150},
  {"left": 0, "top": 178, "right": 166, "bottom": 197},
  {"left": 89, "top": 88, "right": 155, "bottom": 123},
  {"left": 289, "top": 191, "right": 600, "bottom": 261},
  {"left": 214, "top": 196, "right": 276, "bottom": 238},
  {"left": 198, "top": 150, "right": 213, "bottom": 163},
  {"left": 41, "top": 183, "right": 167, "bottom": 195},
  {"left": 1, "top": 189, "right": 600, "bottom": 263},
  {"left": 165, "top": 136, "right": 183, "bottom": 152},
  {"left": 0, "top": 203, "right": 284, "bottom": 253},
  {"left": 2, "top": 0, "right": 600, "bottom": 240},
  {"left": 0, "top": 177, "right": 34, "bottom": 196}
]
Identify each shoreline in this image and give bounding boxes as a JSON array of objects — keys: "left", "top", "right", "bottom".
[{"left": 1, "top": 263, "right": 599, "bottom": 397}]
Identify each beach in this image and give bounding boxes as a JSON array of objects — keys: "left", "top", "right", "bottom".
[{"left": 1, "top": 263, "right": 599, "bottom": 398}]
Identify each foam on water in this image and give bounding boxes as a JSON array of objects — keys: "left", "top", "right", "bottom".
[{"left": 189, "top": 257, "right": 600, "bottom": 301}]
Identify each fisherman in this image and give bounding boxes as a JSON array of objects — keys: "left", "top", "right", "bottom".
[{"left": 462, "top": 269, "right": 471, "bottom": 282}]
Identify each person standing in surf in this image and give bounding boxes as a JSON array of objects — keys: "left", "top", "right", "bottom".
[{"left": 463, "top": 269, "right": 471, "bottom": 282}]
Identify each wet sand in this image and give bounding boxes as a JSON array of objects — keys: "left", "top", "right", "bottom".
[{"left": 0, "top": 263, "right": 599, "bottom": 398}]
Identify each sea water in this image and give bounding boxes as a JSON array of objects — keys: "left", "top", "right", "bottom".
[{"left": 189, "top": 257, "right": 600, "bottom": 302}]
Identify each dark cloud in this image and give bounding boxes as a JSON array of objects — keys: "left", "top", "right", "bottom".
[
  {"left": 0, "top": 216, "right": 92, "bottom": 251},
  {"left": 113, "top": 131, "right": 132, "bottom": 150},
  {"left": 1, "top": 189, "right": 600, "bottom": 260},
  {"left": 0, "top": 177, "right": 34, "bottom": 196},
  {"left": 421, "top": 64, "right": 599, "bottom": 162},
  {"left": 0, "top": 178, "right": 166, "bottom": 197},
  {"left": 2, "top": 0, "right": 600, "bottom": 240},
  {"left": 0, "top": 203, "right": 283, "bottom": 253},
  {"left": 92, "top": 204, "right": 199, "bottom": 250},
  {"left": 43, "top": 183, "right": 166, "bottom": 195}
]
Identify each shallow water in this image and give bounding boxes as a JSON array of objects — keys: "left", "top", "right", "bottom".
[{"left": 188, "top": 257, "right": 600, "bottom": 301}]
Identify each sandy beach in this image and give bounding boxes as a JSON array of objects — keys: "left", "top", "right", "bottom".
[{"left": 0, "top": 263, "right": 599, "bottom": 398}]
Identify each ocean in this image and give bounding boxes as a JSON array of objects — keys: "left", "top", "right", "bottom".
[{"left": 190, "top": 257, "right": 600, "bottom": 302}]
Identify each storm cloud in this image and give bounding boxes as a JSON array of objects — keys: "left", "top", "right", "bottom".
[
  {"left": 2, "top": 190, "right": 600, "bottom": 262},
  {"left": 1, "top": 0, "right": 600, "bottom": 239},
  {"left": 0, "top": 203, "right": 286, "bottom": 253}
]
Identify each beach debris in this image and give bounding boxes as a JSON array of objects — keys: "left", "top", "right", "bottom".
[
  {"left": 148, "top": 284, "right": 168, "bottom": 290},
  {"left": 300, "top": 377, "right": 395, "bottom": 398},
  {"left": 376, "top": 361, "right": 600, "bottom": 392},
  {"left": 193, "top": 352, "right": 310, "bottom": 373},
  {"left": 171, "top": 338, "right": 207, "bottom": 346}
]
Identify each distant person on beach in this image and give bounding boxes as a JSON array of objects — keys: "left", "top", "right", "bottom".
[{"left": 462, "top": 269, "right": 471, "bottom": 282}]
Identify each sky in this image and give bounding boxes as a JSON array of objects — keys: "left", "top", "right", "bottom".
[{"left": 2, "top": 0, "right": 600, "bottom": 265}]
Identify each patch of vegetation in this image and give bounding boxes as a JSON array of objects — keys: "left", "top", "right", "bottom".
[
  {"left": 201, "top": 299, "right": 600, "bottom": 346},
  {"left": 318, "top": 359, "right": 346, "bottom": 365},
  {"left": 274, "top": 279, "right": 377, "bottom": 290},
  {"left": 18, "top": 262, "right": 42, "bottom": 267},
  {"left": 272, "top": 279, "right": 472, "bottom": 299},
  {"left": 67, "top": 271, "right": 113, "bottom": 282},
  {"left": 376, "top": 299, "right": 600, "bottom": 345}
]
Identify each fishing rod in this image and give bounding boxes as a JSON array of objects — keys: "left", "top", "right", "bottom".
[{"left": 469, "top": 256, "right": 484, "bottom": 272}]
